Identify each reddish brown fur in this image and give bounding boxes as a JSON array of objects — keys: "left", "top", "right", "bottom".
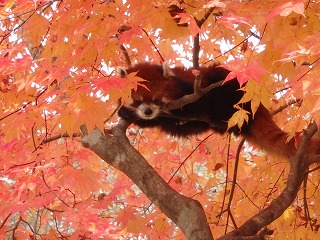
[
  {"left": 243, "top": 106, "right": 297, "bottom": 158},
  {"left": 127, "top": 63, "right": 188, "bottom": 103},
  {"left": 118, "top": 63, "right": 318, "bottom": 160}
]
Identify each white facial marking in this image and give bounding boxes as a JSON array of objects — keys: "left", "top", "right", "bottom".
[
  {"left": 136, "top": 103, "right": 160, "bottom": 120},
  {"left": 161, "top": 97, "right": 170, "bottom": 103},
  {"left": 123, "top": 101, "right": 136, "bottom": 111},
  {"left": 126, "top": 98, "right": 134, "bottom": 105},
  {"left": 162, "top": 61, "right": 175, "bottom": 77},
  {"left": 116, "top": 66, "right": 127, "bottom": 77}
]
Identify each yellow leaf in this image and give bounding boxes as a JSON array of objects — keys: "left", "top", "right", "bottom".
[
  {"left": 282, "top": 206, "right": 295, "bottom": 222},
  {"left": 228, "top": 108, "right": 250, "bottom": 130}
]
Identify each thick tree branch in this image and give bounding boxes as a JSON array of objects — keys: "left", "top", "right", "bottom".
[
  {"left": 81, "top": 123, "right": 213, "bottom": 240},
  {"left": 218, "top": 123, "right": 317, "bottom": 240}
]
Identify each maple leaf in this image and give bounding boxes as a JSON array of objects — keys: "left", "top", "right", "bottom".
[
  {"left": 115, "top": 208, "right": 136, "bottom": 226},
  {"left": 175, "top": 12, "right": 200, "bottom": 37},
  {"left": 118, "top": 26, "right": 143, "bottom": 46},
  {"left": 217, "top": 12, "right": 252, "bottom": 30},
  {"left": 2, "top": 0, "right": 320, "bottom": 238},
  {"left": 227, "top": 107, "right": 250, "bottom": 130},
  {"left": 57, "top": 108, "right": 79, "bottom": 135},
  {"left": 278, "top": 44, "right": 312, "bottom": 63},
  {"left": 221, "top": 59, "right": 269, "bottom": 86},
  {"left": 267, "top": 0, "right": 305, "bottom": 20},
  {"left": 203, "top": 0, "right": 226, "bottom": 9},
  {"left": 125, "top": 71, "right": 148, "bottom": 91},
  {"left": 154, "top": 215, "right": 171, "bottom": 232},
  {"left": 305, "top": 31, "right": 320, "bottom": 55},
  {"left": 127, "top": 215, "right": 148, "bottom": 234}
]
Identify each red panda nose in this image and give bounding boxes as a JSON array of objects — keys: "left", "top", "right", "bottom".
[{"left": 144, "top": 108, "right": 153, "bottom": 116}]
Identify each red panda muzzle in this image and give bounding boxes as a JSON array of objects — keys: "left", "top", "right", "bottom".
[{"left": 136, "top": 103, "right": 160, "bottom": 120}]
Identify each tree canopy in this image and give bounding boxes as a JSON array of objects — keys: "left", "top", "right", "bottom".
[{"left": 0, "top": 0, "right": 320, "bottom": 239}]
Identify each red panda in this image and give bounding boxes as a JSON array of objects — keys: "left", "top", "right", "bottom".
[{"left": 117, "top": 62, "right": 297, "bottom": 158}]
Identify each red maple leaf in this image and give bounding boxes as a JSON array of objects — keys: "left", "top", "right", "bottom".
[
  {"left": 266, "top": 0, "right": 305, "bottom": 20},
  {"left": 118, "top": 26, "right": 143, "bottom": 46},
  {"left": 221, "top": 59, "right": 269, "bottom": 86}
]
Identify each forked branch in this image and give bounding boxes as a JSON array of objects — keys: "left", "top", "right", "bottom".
[
  {"left": 81, "top": 124, "right": 214, "bottom": 240},
  {"left": 218, "top": 122, "right": 318, "bottom": 240},
  {"left": 164, "top": 72, "right": 224, "bottom": 111}
]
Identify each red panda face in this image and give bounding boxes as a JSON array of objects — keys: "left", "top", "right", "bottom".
[
  {"left": 124, "top": 90, "right": 170, "bottom": 120},
  {"left": 118, "top": 63, "right": 176, "bottom": 121}
]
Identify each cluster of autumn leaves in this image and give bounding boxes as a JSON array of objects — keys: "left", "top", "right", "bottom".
[{"left": 0, "top": 0, "right": 320, "bottom": 239}]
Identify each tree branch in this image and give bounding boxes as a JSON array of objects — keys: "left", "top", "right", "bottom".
[
  {"left": 193, "top": 33, "right": 200, "bottom": 68},
  {"left": 42, "top": 133, "right": 81, "bottom": 144},
  {"left": 217, "top": 122, "right": 317, "bottom": 240},
  {"left": 271, "top": 98, "right": 302, "bottom": 116},
  {"left": 81, "top": 123, "right": 213, "bottom": 240},
  {"left": 193, "top": 7, "right": 215, "bottom": 68},
  {"left": 163, "top": 72, "right": 224, "bottom": 111},
  {"left": 119, "top": 44, "right": 132, "bottom": 67}
]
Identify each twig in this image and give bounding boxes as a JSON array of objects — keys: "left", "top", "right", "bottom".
[
  {"left": 119, "top": 44, "right": 132, "bottom": 66},
  {"left": 42, "top": 133, "right": 81, "bottom": 144},
  {"left": 0, "top": 212, "right": 12, "bottom": 229},
  {"left": 145, "top": 133, "right": 214, "bottom": 212},
  {"left": 193, "top": 33, "right": 200, "bottom": 68},
  {"left": 271, "top": 98, "right": 302, "bottom": 115},
  {"left": 163, "top": 73, "right": 224, "bottom": 111},
  {"left": 0, "top": 79, "right": 57, "bottom": 122},
  {"left": 141, "top": 28, "right": 164, "bottom": 62},
  {"left": 226, "top": 138, "right": 245, "bottom": 230},
  {"left": 302, "top": 171, "right": 312, "bottom": 229},
  {"left": 262, "top": 168, "right": 285, "bottom": 209},
  {"left": 41, "top": 172, "right": 75, "bottom": 208},
  {"left": 217, "top": 135, "right": 231, "bottom": 225},
  {"left": 192, "top": 7, "right": 215, "bottom": 68}
]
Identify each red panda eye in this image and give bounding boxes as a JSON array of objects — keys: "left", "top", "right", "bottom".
[
  {"left": 153, "top": 99, "right": 163, "bottom": 105},
  {"left": 135, "top": 100, "right": 143, "bottom": 104}
]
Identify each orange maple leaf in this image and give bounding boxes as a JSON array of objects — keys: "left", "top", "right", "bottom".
[{"left": 175, "top": 12, "right": 200, "bottom": 37}]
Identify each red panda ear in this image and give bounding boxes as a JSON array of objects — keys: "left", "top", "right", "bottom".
[
  {"left": 162, "top": 61, "right": 175, "bottom": 78},
  {"left": 116, "top": 66, "right": 127, "bottom": 78}
]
